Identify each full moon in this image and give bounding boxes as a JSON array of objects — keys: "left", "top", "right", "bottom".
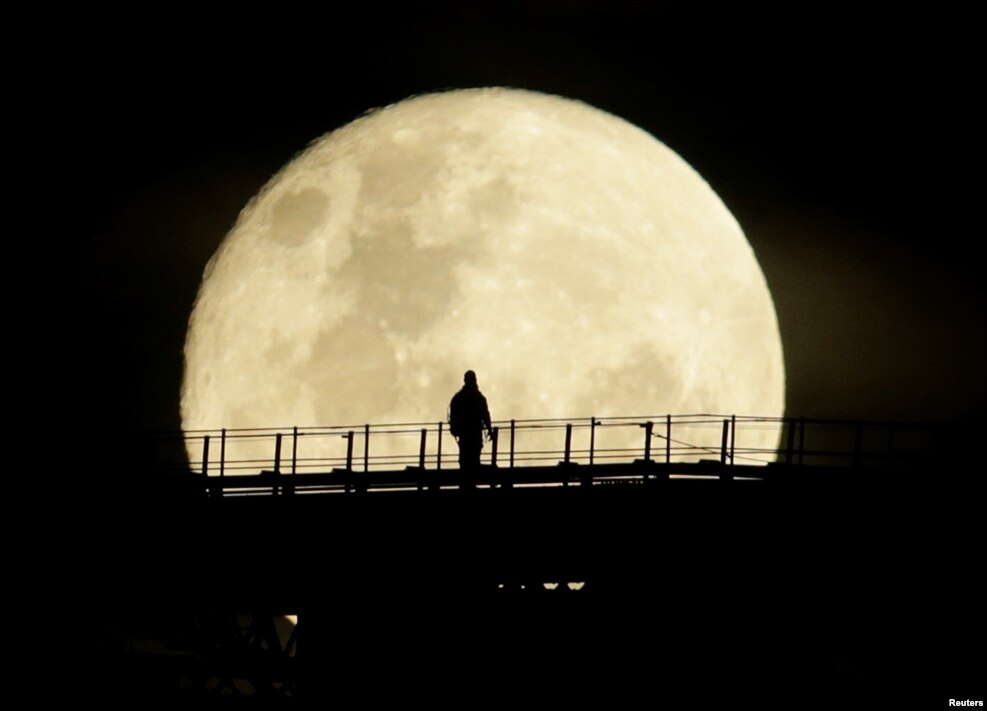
[{"left": 182, "top": 88, "right": 784, "bottom": 465}]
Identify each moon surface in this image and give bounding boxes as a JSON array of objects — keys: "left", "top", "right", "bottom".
[{"left": 182, "top": 88, "right": 784, "bottom": 466}]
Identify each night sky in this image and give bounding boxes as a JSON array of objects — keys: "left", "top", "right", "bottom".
[
  {"left": 41, "top": 5, "right": 984, "bottom": 701},
  {"left": 65, "top": 3, "right": 985, "bottom": 442}
]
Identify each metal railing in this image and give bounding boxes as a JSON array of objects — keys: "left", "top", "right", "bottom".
[{"left": 155, "top": 414, "right": 937, "bottom": 482}]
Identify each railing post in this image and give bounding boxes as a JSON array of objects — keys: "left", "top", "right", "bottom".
[
  {"left": 437, "top": 422, "right": 443, "bottom": 471},
  {"left": 201, "top": 435, "right": 210, "bottom": 477},
  {"left": 416, "top": 428, "right": 428, "bottom": 491},
  {"left": 720, "top": 419, "right": 729, "bottom": 465},
  {"left": 363, "top": 424, "right": 370, "bottom": 473},
  {"left": 419, "top": 428, "right": 427, "bottom": 469},
  {"left": 274, "top": 433, "right": 282, "bottom": 475},
  {"left": 644, "top": 421, "right": 653, "bottom": 462},
  {"left": 345, "top": 431, "right": 354, "bottom": 494},
  {"left": 564, "top": 423, "right": 573, "bottom": 464},
  {"left": 720, "top": 419, "right": 733, "bottom": 481},
  {"left": 490, "top": 427, "right": 499, "bottom": 467},
  {"left": 589, "top": 417, "right": 597, "bottom": 466},
  {"left": 561, "top": 423, "right": 573, "bottom": 487},
  {"left": 219, "top": 429, "right": 226, "bottom": 478},
  {"left": 273, "top": 433, "right": 283, "bottom": 495},
  {"left": 291, "top": 426, "right": 298, "bottom": 475},
  {"left": 730, "top": 415, "right": 737, "bottom": 467},
  {"left": 666, "top": 414, "right": 672, "bottom": 464},
  {"left": 510, "top": 419, "right": 516, "bottom": 469}
]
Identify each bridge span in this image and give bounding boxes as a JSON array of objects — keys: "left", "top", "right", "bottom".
[
  {"left": 93, "top": 414, "right": 977, "bottom": 701},
  {"left": 162, "top": 413, "right": 938, "bottom": 496}
]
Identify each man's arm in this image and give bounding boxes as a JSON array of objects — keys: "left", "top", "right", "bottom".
[{"left": 481, "top": 395, "right": 492, "bottom": 432}]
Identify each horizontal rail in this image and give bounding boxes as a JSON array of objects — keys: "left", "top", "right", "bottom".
[{"left": 152, "top": 415, "right": 941, "bottom": 487}]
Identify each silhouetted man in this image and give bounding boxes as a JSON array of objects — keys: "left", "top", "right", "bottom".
[{"left": 448, "top": 370, "right": 493, "bottom": 472}]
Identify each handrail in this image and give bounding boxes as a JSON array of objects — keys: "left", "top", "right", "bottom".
[{"left": 153, "top": 414, "right": 938, "bottom": 480}]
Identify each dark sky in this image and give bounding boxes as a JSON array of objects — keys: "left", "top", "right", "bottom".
[{"left": 62, "top": 2, "right": 985, "bottom": 440}]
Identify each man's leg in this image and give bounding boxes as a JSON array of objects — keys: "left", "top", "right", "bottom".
[{"left": 459, "top": 435, "right": 482, "bottom": 489}]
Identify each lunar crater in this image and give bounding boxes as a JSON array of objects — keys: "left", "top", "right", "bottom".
[{"left": 268, "top": 188, "right": 330, "bottom": 247}]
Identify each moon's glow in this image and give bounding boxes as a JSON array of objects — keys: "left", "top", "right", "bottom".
[{"left": 182, "top": 88, "right": 784, "bottom": 464}]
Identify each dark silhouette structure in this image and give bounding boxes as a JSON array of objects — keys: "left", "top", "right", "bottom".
[
  {"left": 448, "top": 369, "right": 492, "bottom": 471},
  {"left": 89, "top": 415, "right": 985, "bottom": 702}
]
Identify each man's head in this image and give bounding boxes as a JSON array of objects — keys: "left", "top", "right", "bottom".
[{"left": 464, "top": 370, "right": 477, "bottom": 386}]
